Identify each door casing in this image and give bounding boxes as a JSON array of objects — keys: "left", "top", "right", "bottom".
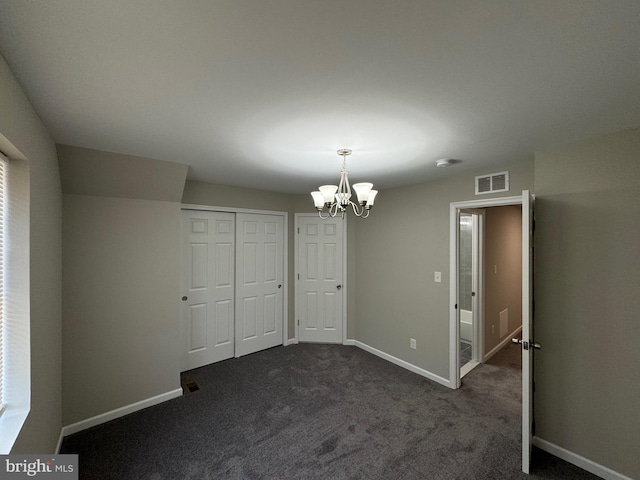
[{"left": 294, "top": 213, "right": 348, "bottom": 344}]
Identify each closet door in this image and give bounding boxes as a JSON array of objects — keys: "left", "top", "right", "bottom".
[
  {"left": 180, "top": 210, "right": 235, "bottom": 371},
  {"left": 235, "top": 213, "right": 284, "bottom": 357}
]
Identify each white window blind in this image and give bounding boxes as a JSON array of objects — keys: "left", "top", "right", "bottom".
[
  {"left": 0, "top": 155, "right": 5, "bottom": 415},
  {"left": 0, "top": 150, "right": 29, "bottom": 452}
]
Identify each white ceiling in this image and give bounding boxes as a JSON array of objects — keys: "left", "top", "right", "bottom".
[{"left": 1, "top": 1, "right": 639, "bottom": 194}]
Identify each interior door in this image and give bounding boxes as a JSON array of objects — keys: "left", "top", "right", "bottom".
[
  {"left": 235, "top": 213, "right": 284, "bottom": 357},
  {"left": 459, "top": 209, "right": 485, "bottom": 376},
  {"left": 297, "top": 215, "right": 344, "bottom": 343},
  {"left": 521, "top": 190, "right": 535, "bottom": 473},
  {"left": 180, "top": 210, "right": 235, "bottom": 371}
]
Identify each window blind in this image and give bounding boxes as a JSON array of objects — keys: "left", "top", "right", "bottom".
[{"left": 0, "top": 156, "right": 5, "bottom": 414}]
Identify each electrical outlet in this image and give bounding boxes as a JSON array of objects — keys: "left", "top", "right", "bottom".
[
  {"left": 434, "top": 271, "right": 441, "bottom": 283},
  {"left": 410, "top": 338, "right": 417, "bottom": 350}
]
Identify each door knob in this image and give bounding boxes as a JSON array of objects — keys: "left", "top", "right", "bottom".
[
  {"left": 181, "top": 296, "right": 188, "bottom": 301},
  {"left": 512, "top": 338, "right": 542, "bottom": 351},
  {"left": 278, "top": 284, "right": 282, "bottom": 289},
  {"left": 336, "top": 284, "right": 342, "bottom": 290}
]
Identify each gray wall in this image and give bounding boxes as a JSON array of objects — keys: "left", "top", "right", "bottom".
[
  {"left": 483, "top": 205, "right": 522, "bottom": 354},
  {"left": 58, "top": 144, "right": 187, "bottom": 202},
  {"left": 354, "top": 160, "right": 534, "bottom": 379},
  {"left": 62, "top": 195, "right": 183, "bottom": 424},
  {"left": 534, "top": 127, "right": 640, "bottom": 479},
  {"left": 59, "top": 146, "right": 187, "bottom": 425},
  {"left": 0, "top": 53, "right": 62, "bottom": 452}
]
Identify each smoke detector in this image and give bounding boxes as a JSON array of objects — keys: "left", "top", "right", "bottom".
[{"left": 436, "top": 158, "right": 454, "bottom": 167}]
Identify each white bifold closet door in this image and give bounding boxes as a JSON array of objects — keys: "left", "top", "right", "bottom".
[
  {"left": 180, "top": 210, "right": 284, "bottom": 372},
  {"left": 181, "top": 210, "right": 235, "bottom": 371},
  {"left": 235, "top": 213, "right": 284, "bottom": 357}
]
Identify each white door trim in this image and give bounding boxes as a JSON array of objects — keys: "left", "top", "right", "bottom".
[
  {"left": 181, "top": 204, "right": 289, "bottom": 345},
  {"left": 294, "top": 213, "right": 348, "bottom": 344}
]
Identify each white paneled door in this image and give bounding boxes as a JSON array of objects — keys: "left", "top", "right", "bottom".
[
  {"left": 297, "top": 215, "right": 344, "bottom": 343},
  {"left": 522, "top": 190, "right": 535, "bottom": 474},
  {"left": 180, "top": 210, "right": 235, "bottom": 371},
  {"left": 235, "top": 213, "right": 285, "bottom": 357}
]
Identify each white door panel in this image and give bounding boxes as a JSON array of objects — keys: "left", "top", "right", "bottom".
[
  {"left": 297, "top": 215, "right": 344, "bottom": 343},
  {"left": 235, "top": 213, "right": 284, "bottom": 357},
  {"left": 522, "top": 190, "right": 535, "bottom": 473},
  {"left": 181, "top": 211, "right": 235, "bottom": 371}
]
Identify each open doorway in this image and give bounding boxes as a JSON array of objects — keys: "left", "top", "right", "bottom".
[
  {"left": 454, "top": 203, "right": 523, "bottom": 380},
  {"left": 457, "top": 205, "right": 522, "bottom": 378},
  {"left": 449, "top": 194, "right": 527, "bottom": 388},
  {"left": 482, "top": 205, "right": 523, "bottom": 363},
  {"left": 449, "top": 191, "right": 535, "bottom": 473}
]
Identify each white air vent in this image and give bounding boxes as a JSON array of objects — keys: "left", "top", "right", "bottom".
[{"left": 475, "top": 171, "right": 509, "bottom": 195}]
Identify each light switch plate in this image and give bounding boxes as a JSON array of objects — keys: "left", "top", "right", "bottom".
[{"left": 434, "top": 271, "right": 442, "bottom": 283}]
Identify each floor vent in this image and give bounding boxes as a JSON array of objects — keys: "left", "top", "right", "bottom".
[{"left": 183, "top": 380, "right": 200, "bottom": 393}]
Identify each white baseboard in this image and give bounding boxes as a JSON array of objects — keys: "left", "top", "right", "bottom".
[
  {"left": 58, "top": 388, "right": 183, "bottom": 446},
  {"left": 354, "top": 341, "right": 453, "bottom": 389},
  {"left": 343, "top": 339, "right": 356, "bottom": 346},
  {"left": 533, "top": 437, "right": 634, "bottom": 480},
  {"left": 483, "top": 325, "right": 522, "bottom": 362},
  {"left": 286, "top": 338, "right": 298, "bottom": 346}
]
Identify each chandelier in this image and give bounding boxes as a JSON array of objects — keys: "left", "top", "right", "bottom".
[{"left": 311, "top": 149, "right": 378, "bottom": 219}]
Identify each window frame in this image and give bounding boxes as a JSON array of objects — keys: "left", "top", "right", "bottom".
[{"left": 0, "top": 150, "right": 31, "bottom": 453}]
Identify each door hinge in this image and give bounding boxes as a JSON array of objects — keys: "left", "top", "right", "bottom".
[
  {"left": 297, "top": 227, "right": 300, "bottom": 234},
  {"left": 297, "top": 319, "right": 299, "bottom": 326}
]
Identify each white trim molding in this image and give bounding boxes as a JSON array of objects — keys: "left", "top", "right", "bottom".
[
  {"left": 355, "top": 341, "right": 453, "bottom": 389},
  {"left": 533, "top": 437, "right": 634, "bottom": 480},
  {"left": 59, "top": 388, "right": 183, "bottom": 445}
]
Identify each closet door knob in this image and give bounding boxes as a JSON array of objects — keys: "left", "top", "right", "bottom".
[{"left": 181, "top": 296, "right": 188, "bottom": 301}]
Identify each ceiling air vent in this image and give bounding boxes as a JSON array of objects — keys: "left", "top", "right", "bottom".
[{"left": 475, "top": 171, "right": 509, "bottom": 195}]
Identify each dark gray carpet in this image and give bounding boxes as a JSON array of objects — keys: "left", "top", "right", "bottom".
[{"left": 61, "top": 344, "right": 599, "bottom": 479}]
